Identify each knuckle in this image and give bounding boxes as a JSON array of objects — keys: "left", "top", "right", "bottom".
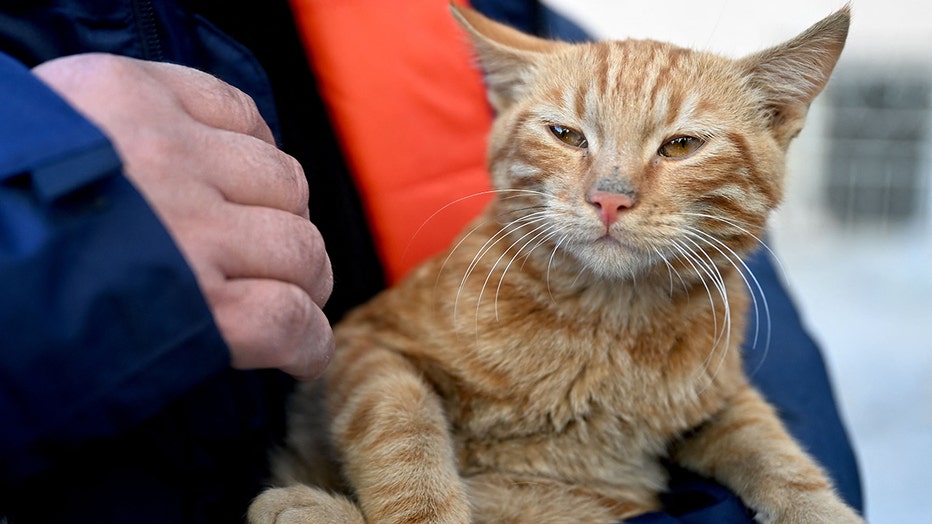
[
  {"left": 282, "top": 282, "right": 316, "bottom": 326},
  {"left": 293, "top": 220, "right": 333, "bottom": 304},
  {"left": 197, "top": 77, "right": 262, "bottom": 135},
  {"left": 267, "top": 283, "right": 315, "bottom": 340},
  {"left": 225, "top": 87, "right": 265, "bottom": 136},
  {"left": 212, "top": 279, "right": 333, "bottom": 379},
  {"left": 218, "top": 283, "right": 312, "bottom": 371},
  {"left": 282, "top": 297, "right": 334, "bottom": 380},
  {"left": 279, "top": 288, "right": 316, "bottom": 352},
  {"left": 316, "top": 254, "right": 334, "bottom": 304},
  {"left": 283, "top": 153, "right": 310, "bottom": 207}
]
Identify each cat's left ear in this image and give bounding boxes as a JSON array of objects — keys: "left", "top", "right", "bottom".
[
  {"left": 740, "top": 5, "right": 850, "bottom": 145},
  {"left": 451, "top": 3, "right": 569, "bottom": 111}
]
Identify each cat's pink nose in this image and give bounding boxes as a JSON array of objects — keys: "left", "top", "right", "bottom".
[{"left": 587, "top": 190, "right": 636, "bottom": 226}]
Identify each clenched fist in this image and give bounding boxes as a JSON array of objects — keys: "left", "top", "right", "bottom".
[{"left": 33, "top": 53, "right": 334, "bottom": 380}]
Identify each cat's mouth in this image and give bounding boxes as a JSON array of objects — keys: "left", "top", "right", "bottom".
[
  {"left": 562, "top": 230, "right": 654, "bottom": 279},
  {"left": 594, "top": 232, "right": 622, "bottom": 245},
  {"left": 587, "top": 229, "right": 645, "bottom": 258},
  {"left": 592, "top": 226, "right": 639, "bottom": 248}
]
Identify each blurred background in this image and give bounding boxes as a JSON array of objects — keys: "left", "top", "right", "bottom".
[{"left": 543, "top": 1, "right": 932, "bottom": 522}]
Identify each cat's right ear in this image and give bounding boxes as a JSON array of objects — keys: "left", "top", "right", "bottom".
[
  {"left": 740, "top": 5, "right": 850, "bottom": 146},
  {"left": 450, "top": 3, "right": 566, "bottom": 111}
]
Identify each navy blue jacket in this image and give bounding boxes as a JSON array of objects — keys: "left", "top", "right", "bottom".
[{"left": 0, "top": 0, "right": 862, "bottom": 522}]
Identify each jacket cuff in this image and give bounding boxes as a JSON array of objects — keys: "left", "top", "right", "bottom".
[
  {"left": 0, "top": 52, "right": 230, "bottom": 485},
  {"left": 0, "top": 53, "right": 123, "bottom": 202}
]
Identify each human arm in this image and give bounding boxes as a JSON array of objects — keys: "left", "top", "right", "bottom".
[{"left": 0, "top": 52, "right": 333, "bottom": 487}]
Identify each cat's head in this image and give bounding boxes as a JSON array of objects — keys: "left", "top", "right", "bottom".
[{"left": 452, "top": 5, "right": 848, "bottom": 281}]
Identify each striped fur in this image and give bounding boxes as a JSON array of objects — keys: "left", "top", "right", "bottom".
[{"left": 250, "top": 5, "right": 862, "bottom": 524}]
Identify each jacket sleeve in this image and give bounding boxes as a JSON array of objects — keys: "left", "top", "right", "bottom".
[{"left": 0, "top": 52, "right": 231, "bottom": 487}]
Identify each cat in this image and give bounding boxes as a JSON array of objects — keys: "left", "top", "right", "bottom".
[{"left": 249, "top": 4, "right": 864, "bottom": 524}]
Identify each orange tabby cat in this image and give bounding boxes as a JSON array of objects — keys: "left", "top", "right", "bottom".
[{"left": 250, "top": 5, "right": 863, "bottom": 524}]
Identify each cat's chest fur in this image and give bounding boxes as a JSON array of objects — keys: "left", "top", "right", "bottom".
[{"left": 340, "top": 220, "right": 749, "bottom": 490}]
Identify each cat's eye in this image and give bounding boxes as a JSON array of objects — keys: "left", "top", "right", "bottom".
[
  {"left": 549, "top": 125, "right": 588, "bottom": 149},
  {"left": 658, "top": 136, "right": 705, "bottom": 158}
]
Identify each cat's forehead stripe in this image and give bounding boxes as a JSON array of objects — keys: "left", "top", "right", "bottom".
[{"left": 560, "top": 40, "right": 703, "bottom": 139}]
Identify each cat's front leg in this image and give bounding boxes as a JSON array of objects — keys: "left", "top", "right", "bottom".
[
  {"left": 327, "top": 344, "right": 471, "bottom": 524},
  {"left": 671, "top": 386, "right": 865, "bottom": 524}
]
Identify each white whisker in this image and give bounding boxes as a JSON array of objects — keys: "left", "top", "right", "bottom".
[
  {"left": 681, "top": 211, "right": 788, "bottom": 281},
  {"left": 675, "top": 236, "right": 732, "bottom": 390},
  {"left": 668, "top": 238, "right": 722, "bottom": 368},
  {"left": 547, "top": 234, "right": 569, "bottom": 302},
  {"left": 493, "top": 223, "right": 562, "bottom": 318},
  {"left": 684, "top": 227, "right": 773, "bottom": 375},
  {"left": 454, "top": 211, "right": 549, "bottom": 326},
  {"left": 431, "top": 188, "right": 548, "bottom": 284},
  {"left": 482, "top": 221, "right": 553, "bottom": 322},
  {"left": 653, "top": 246, "right": 687, "bottom": 297}
]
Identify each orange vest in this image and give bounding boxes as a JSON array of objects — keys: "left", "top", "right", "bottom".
[{"left": 289, "top": 0, "right": 493, "bottom": 284}]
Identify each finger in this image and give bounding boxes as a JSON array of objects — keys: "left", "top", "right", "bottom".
[
  {"left": 138, "top": 60, "right": 276, "bottom": 145},
  {"left": 215, "top": 279, "right": 335, "bottom": 380},
  {"left": 214, "top": 207, "right": 333, "bottom": 308},
  {"left": 197, "top": 130, "right": 310, "bottom": 219}
]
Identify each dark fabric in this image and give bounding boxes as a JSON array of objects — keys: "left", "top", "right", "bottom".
[
  {"left": 471, "top": 0, "right": 590, "bottom": 42},
  {"left": 0, "top": 1, "right": 295, "bottom": 521},
  {"left": 0, "top": 48, "right": 230, "bottom": 487}
]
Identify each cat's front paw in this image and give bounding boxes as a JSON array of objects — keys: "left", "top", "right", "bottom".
[
  {"left": 247, "top": 485, "right": 365, "bottom": 524},
  {"left": 754, "top": 490, "right": 865, "bottom": 524}
]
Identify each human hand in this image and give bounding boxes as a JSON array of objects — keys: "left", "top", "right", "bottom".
[{"left": 32, "top": 53, "right": 334, "bottom": 380}]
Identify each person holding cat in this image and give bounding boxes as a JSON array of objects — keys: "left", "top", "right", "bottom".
[{"left": 0, "top": 0, "right": 863, "bottom": 522}]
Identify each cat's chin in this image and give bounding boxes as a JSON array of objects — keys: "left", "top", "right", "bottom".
[{"left": 565, "top": 238, "right": 655, "bottom": 282}]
